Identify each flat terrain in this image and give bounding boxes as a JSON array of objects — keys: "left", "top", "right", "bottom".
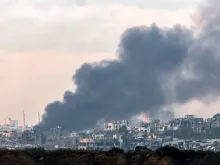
[{"left": 0, "top": 147, "right": 220, "bottom": 165}]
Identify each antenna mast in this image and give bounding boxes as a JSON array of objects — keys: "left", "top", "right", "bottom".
[{"left": 23, "top": 111, "right": 26, "bottom": 131}]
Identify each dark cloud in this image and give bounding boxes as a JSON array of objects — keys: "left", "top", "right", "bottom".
[
  {"left": 36, "top": 24, "right": 191, "bottom": 131},
  {"left": 174, "top": 0, "right": 220, "bottom": 102},
  {"left": 36, "top": 0, "right": 220, "bottom": 131}
]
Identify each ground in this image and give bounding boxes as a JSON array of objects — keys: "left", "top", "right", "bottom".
[{"left": 0, "top": 147, "right": 220, "bottom": 165}]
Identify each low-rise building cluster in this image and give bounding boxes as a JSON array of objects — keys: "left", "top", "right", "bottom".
[{"left": 1, "top": 114, "right": 220, "bottom": 151}]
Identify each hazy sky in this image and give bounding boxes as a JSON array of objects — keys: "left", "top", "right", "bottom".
[{"left": 0, "top": 0, "right": 201, "bottom": 125}]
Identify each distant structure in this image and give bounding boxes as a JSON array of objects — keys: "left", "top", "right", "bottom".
[
  {"left": 185, "top": 115, "right": 195, "bottom": 119},
  {"left": 104, "top": 120, "right": 129, "bottom": 131},
  {"left": 23, "top": 111, "right": 26, "bottom": 131},
  {"left": 212, "top": 114, "right": 220, "bottom": 123},
  {"left": 4, "top": 118, "right": 18, "bottom": 127}
]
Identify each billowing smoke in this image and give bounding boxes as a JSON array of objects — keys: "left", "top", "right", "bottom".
[{"left": 37, "top": 0, "right": 220, "bottom": 131}]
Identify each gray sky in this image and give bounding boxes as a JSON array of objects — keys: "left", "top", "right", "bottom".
[{"left": 0, "top": 0, "right": 202, "bottom": 125}]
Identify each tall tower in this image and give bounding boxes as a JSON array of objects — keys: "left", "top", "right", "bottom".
[
  {"left": 23, "top": 111, "right": 26, "bottom": 132},
  {"left": 38, "top": 112, "right": 41, "bottom": 123}
]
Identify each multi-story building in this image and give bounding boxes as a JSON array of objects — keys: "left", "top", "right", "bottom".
[
  {"left": 69, "top": 131, "right": 79, "bottom": 138},
  {"left": 135, "top": 126, "right": 151, "bottom": 133},
  {"left": 168, "top": 115, "right": 205, "bottom": 133},
  {"left": 4, "top": 118, "right": 18, "bottom": 127},
  {"left": 212, "top": 114, "right": 220, "bottom": 125},
  {"left": 150, "top": 120, "right": 161, "bottom": 132},
  {"left": 104, "top": 120, "right": 129, "bottom": 131}
]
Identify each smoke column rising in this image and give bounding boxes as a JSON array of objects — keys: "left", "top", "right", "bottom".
[{"left": 37, "top": 0, "right": 220, "bottom": 131}]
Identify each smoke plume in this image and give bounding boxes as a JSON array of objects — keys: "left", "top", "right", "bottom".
[{"left": 37, "top": 0, "right": 220, "bottom": 131}]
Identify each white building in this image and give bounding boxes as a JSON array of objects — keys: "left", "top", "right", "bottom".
[
  {"left": 93, "top": 133, "right": 104, "bottom": 140},
  {"left": 4, "top": 118, "right": 18, "bottom": 127},
  {"left": 105, "top": 120, "right": 129, "bottom": 131},
  {"left": 69, "top": 131, "right": 79, "bottom": 138},
  {"left": 135, "top": 126, "right": 151, "bottom": 133}
]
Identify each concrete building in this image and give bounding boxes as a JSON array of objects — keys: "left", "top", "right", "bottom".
[
  {"left": 3, "top": 130, "right": 18, "bottom": 138},
  {"left": 4, "top": 118, "right": 18, "bottom": 127},
  {"left": 93, "top": 133, "right": 104, "bottom": 140},
  {"left": 150, "top": 120, "right": 161, "bottom": 132},
  {"left": 136, "top": 126, "right": 151, "bottom": 133},
  {"left": 105, "top": 120, "right": 129, "bottom": 131},
  {"left": 185, "top": 115, "right": 195, "bottom": 119},
  {"left": 69, "top": 131, "right": 79, "bottom": 138},
  {"left": 212, "top": 114, "right": 220, "bottom": 125}
]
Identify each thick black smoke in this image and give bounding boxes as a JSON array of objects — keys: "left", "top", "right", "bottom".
[
  {"left": 37, "top": 0, "right": 220, "bottom": 131},
  {"left": 175, "top": 0, "right": 220, "bottom": 102}
]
